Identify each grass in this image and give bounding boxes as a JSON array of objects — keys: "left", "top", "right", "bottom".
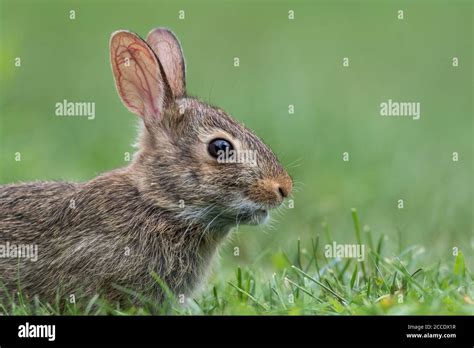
[{"left": 1, "top": 210, "right": 472, "bottom": 315}]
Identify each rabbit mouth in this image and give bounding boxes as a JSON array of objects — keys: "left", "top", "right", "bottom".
[
  {"left": 237, "top": 209, "right": 269, "bottom": 225},
  {"left": 203, "top": 207, "right": 269, "bottom": 227},
  {"left": 177, "top": 204, "right": 269, "bottom": 226}
]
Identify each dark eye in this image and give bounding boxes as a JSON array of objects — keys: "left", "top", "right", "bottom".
[{"left": 208, "top": 138, "right": 233, "bottom": 158}]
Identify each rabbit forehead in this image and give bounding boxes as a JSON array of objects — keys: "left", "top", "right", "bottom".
[
  {"left": 175, "top": 97, "right": 251, "bottom": 142},
  {"left": 174, "top": 97, "right": 282, "bottom": 168}
]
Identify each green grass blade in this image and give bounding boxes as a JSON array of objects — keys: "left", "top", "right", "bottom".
[
  {"left": 454, "top": 251, "right": 466, "bottom": 277},
  {"left": 291, "top": 265, "right": 347, "bottom": 304},
  {"left": 351, "top": 209, "right": 367, "bottom": 281},
  {"left": 228, "top": 282, "right": 268, "bottom": 310}
]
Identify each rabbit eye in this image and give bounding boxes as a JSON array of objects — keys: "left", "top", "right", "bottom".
[{"left": 208, "top": 139, "right": 233, "bottom": 158}]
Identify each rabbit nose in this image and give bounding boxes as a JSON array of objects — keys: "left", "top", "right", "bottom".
[
  {"left": 248, "top": 174, "right": 293, "bottom": 207},
  {"left": 275, "top": 175, "right": 292, "bottom": 199},
  {"left": 265, "top": 175, "right": 293, "bottom": 204}
]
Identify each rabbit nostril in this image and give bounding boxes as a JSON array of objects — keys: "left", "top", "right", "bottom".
[{"left": 276, "top": 176, "right": 292, "bottom": 199}]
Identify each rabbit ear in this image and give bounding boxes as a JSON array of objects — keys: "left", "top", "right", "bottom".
[
  {"left": 146, "top": 28, "right": 186, "bottom": 98},
  {"left": 110, "top": 30, "right": 170, "bottom": 122}
]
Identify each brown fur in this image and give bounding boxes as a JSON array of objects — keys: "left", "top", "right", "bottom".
[{"left": 0, "top": 28, "right": 292, "bottom": 304}]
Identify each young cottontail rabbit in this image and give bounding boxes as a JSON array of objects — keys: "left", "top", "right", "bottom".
[{"left": 0, "top": 28, "right": 292, "bottom": 304}]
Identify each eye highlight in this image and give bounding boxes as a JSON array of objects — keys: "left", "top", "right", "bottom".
[{"left": 208, "top": 138, "right": 233, "bottom": 158}]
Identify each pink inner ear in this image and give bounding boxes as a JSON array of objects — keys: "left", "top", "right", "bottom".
[{"left": 111, "top": 31, "right": 167, "bottom": 120}]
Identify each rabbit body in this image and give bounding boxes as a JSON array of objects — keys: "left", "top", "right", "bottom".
[{"left": 0, "top": 169, "right": 221, "bottom": 302}]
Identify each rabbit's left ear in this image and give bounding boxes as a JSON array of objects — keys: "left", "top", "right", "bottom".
[
  {"left": 110, "top": 30, "right": 170, "bottom": 123},
  {"left": 146, "top": 28, "right": 186, "bottom": 99}
]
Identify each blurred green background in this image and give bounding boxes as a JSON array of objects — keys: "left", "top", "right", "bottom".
[{"left": 0, "top": 0, "right": 472, "bottom": 275}]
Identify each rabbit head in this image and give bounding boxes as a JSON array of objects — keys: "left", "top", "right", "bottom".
[{"left": 110, "top": 28, "right": 292, "bottom": 228}]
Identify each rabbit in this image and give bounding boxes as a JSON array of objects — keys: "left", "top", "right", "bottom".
[{"left": 0, "top": 28, "right": 293, "bottom": 305}]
